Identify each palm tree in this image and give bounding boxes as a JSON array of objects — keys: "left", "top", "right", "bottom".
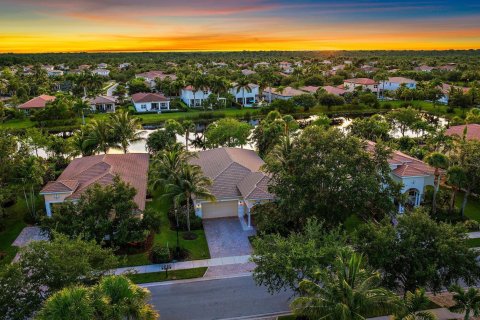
[
  {"left": 36, "top": 286, "right": 95, "bottom": 320},
  {"left": 149, "top": 145, "right": 191, "bottom": 191},
  {"left": 291, "top": 252, "right": 401, "bottom": 320},
  {"left": 236, "top": 78, "right": 252, "bottom": 106},
  {"left": 109, "top": 110, "right": 145, "bottom": 153},
  {"left": 394, "top": 289, "right": 436, "bottom": 320},
  {"left": 446, "top": 166, "right": 467, "bottom": 215},
  {"left": 72, "top": 99, "right": 90, "bottom": 125},
  {"left": 425, "top": 152, "right": 449, "bottom": 214},
  {"left": 70, "top": 126, "right": 95, "bottom": 157},
  {"left": 85, "top": 119, "right": 113, "bottom": 154},
  {"left": 93, "top": 275, "right": 158, "bottom": 320},
  {"left": 449, "top": 285, "right": 480, "bottom": 320},
  {"left": 167, "top": 164, "right": 215, "bottom": 232},
  {"left": 182, "top": 120, "right": 195, "bottom": 151}
]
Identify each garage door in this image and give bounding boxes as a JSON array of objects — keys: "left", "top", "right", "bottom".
[{"left": 202, "top": 201, "right": 238, "bottom": 219}]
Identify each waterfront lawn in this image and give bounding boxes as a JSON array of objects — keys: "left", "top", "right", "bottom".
[
  {"left": 126, "top": 267, "right": 207, "bottom": 284},
  {"left": 455, "top": 192, "right": 480, "bottom": 223},
  {"left": 119, "top": 192, "right": 210, "bottom": 267}
]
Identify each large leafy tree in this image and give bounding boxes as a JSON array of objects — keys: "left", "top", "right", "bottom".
[
  {"left": 37, "top": 276, "right": 158, "bottom": 320},
  {"left": 204, "top": 118, "right": 252, "bottom": 148},
  {"left": 386, "top": 107, "right": 424, "bottom": 137},
  {"left": 291, "top": 252, "right": 401, "bottom": 320},
  {"left": 43, "top": 177, "right": 150, "bottom": 248},
  {"left": 252, "top": 218, "right": 347, "bottom": 294},
  {"left": 145, "top": 129, "right": 177, "bottom": 154},
  {"left": 0, "top": 234, "right": 118, "bottom": 319},
  {"left": 354, "top": 209, "right": 480, "bottom": 294},
  {"left": 349, "top": 114, "right": 392, "bottom": 141},
  {"left": 263, "top": 126, "right": 399, "bottom": 230}
]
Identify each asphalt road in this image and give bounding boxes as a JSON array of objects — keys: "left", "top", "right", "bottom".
[{"left": 145, "top": 274, "right": 293, "bottom": 320}]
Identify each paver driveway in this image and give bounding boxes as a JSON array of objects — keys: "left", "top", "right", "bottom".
[{"left": 203, "top": 218, "right": 255, "bottom": 258}]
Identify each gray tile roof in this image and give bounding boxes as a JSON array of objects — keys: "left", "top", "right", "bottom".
[{"left": 190, "top": 148, "right": 273, "bottom": 200}]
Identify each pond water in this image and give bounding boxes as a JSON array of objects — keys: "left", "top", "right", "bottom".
[{"left": 32, "top": 114, "right": 447, "bottom": 158}]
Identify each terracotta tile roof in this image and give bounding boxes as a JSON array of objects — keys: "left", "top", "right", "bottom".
[
  {"left": 437, "top": 83, "right": 470, "bottom": 95},
  {"left": 345, "top": 78, "right": 378, "bottom": 85},
  {"left": 190, "top": 148, "right": 273, "bottom": 200},
  {"left": 18, "top": 95, "right": 56, "bottom": 109},
  {"left": 241, "top": 69, "right": 256, "bottom": 76},
  {"left": 183, "top": 85, "right": 211, "bottom": 91},
  {"left": 40, "top": 154, "right": 149, "bottom": 210},
  {"left": 264, "top": 86, "right": 305, "bottom": 97},
  {"left": 387, "top": 77, "right": 417, "bottom": 84},
  {"left": 131, "top": 92, "right": 169, "bottom": 103},
  {"left": 322, "top": 85, "right": 346, "bottom": 95},
  {"left": 136, "top": 71, "right": 177, "bottom": 81},
  {"left": 299, "top": 86, "right": 320, "bottom": 93},
  {"left": 445, "top": 124, "right": 480, "bottom": 141},
  {"left": 366, "top": 141, "right": 436, "bottom": 177},
  {"left": 89, "top": 96, "right": 117, "bottom": 104}
]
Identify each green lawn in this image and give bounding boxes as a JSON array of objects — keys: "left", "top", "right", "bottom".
[
  {"left": 0, "top": 197, "right": 39, "bottom": 266},
  {"left": 126, "top": 267, "right": 207, "bottom": 284},
  {"left": 467, "top": 238, "right": 480, "bottom": 248},
  {"left": 455, "top": 192, "right": 480, "bottom": 222},
  {"left": 119, "top": 193, "right": 210, "bottom": 267},
  {"left": 0, "top": 118, "right": 35, "bottom": 129}
]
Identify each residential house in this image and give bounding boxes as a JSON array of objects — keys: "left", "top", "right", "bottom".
[
  {"left": 88, "top": 96, "right": 117, "bottom": 113},
  {"left": 343, "top": 78, "right": 379, "bottom": 93},
  {"left": 18, "top": 94, "right": 56, "bottom": 111},
  {"left": 78, "top": 64, "right": 91, "bottom": 70},
  {"left": 379, "top": 77, "right": 417, "bottom": 93},
  {"left": 360, "top": 65, "right": 379, "bottom": 74},
  {"left": 190, "top": 148, "right": 273, "bottom": 228},
  {"left": 97, "top": 63, "right": 108, "bottom": 69},
  {"left": 213, "top": 62, "right": 228, "bottom": 67},
  {"left": 180, "top": 86, "right": 212, "bottom": 107},
  {"left": 241, "top": 69, "right": 256, "bottom": 76},
  {"left": 322, "top": 85, "right": 347, "bottom": 96},
  {"left": 47, "top": 70, "right": 64, "bottom": 77},
  {"left": 445, "top": 124, "right": 480, "bottom": 141},
  {"left": 366, "top": 141, "right": 436, "bottom": 212},
  {"left": 42, "top": 65, "right": 54, "bottom": 72},
  {"left": 299, "top": 86, "right": 320, "bottom": 94},
  {"left": 263, "top": 86, "right": 305, "bottom": 101},
  {"left": 254, "top": 62, "right": 270, "bottom": 69},
  {"left": 135, "top": 71, "right": 177, "bottom": 89},
  {"left": 119, "top": 63, "right": 131, "bottom": 69},
  {"left": 279, "top": 61, "right": 293, "bottom": 74},
  {"left": 438, "top": 64, "right": 457, "bottom": 72},
  {"left": 437, "top": 83, "right": 470, "bottom": 104},
  {"left": 131, "top": 92, "right": 170, "bottom": 113},
  {"left": 230, "top": 83, "right": 259, "bottom": 106},
  {"left": 92, "top": 68, "right": 110, "bottom": 77},
  {"left": 415, "top": 65, "right": 435, "bottom": 72},
  {"left": 322, "top": 60, "right": 332, "bottom": 65},
  {"left": 40, "top": 154, "right": 149, "bottom": 216}
]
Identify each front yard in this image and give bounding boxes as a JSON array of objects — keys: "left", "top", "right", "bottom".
[
  {"left": 119, "top": 193, "right": 210, "bottom": 267},
  {"left": 126, "top": 267, "right": 207, "bottom": 284}
]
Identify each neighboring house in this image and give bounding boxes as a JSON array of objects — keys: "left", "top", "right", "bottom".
[
  {"left": 190, "top": 148, "right": 273, "bottom": 228},
  {"left": 299, "top": 86, "right": 320, "bottom": 94},
  {"left": 229, "top": 83, "right": 259, "bottom": 106},
  {"left": 92, "top": 68, "right": 110, "bottom": 77},
  {"left": 42, "top": 65, "right": 54, "bottom": 71},
  {"left": 241, "top": 69, "right": 256, "bottom": 76},
  {"left": 279, "top": 61, "right": 293, "bottom": 74},
  {"left": 438, "top": 64, "right": 457, "bottom": 72},
  {"left": 437, "top": 83, "right": 470, "bottom": 104},
  {"left": 47, "top": 70, "right": 64, "bottom": 77},
  {"left": 379, "top": 77, "right": 417, "bottom": 92},
  {"left": 213, "top": 62, "right": 228, "bottom": 67},
  {"left": 18, "top": 94, "right": 56, "bottom": 111},
  {"left": 360, "top": 65, "right": 379, "bottom": 73},
  {"left": 262, "top": 86, "right": 305, "bottom": 100},
  {"left": 367, "top": 141, "right": 436, "bottom": 213},
  {"left": 97, "top": 63, "right": 108, "bottom": 69},
  {"left": 88, "top": 96, "right": 117, "bottom": 113},
  {"left": 180, "top": 86, "right": 212, "bottom": 107},
  {"left": 254, "top": 62, "right": 270, "bottom": 68},
  {"left": 331, "top": 64, "right": 345, "bottom": 73},
  {"left": 343, "top": 78, "right": 379, "bottom": 93},
  {"left": 135, "top": 71, "right": 177, "bottom": 89},
  {"left": 445, "top": 124, "right": 480, "bottom": 141},
  {"left": 119, "top": 63, "right": 131, "bottom": 69},
  {"left": 78, "top": 64, "right": 91, "bottom": 70},
  {"left": 322, "top": 85, "right": 347, "bottom": 96},
  {"left": 40, "top": 154, "right": 149, "bottom": 216},
  {"left": 415, "top": 65, "right": 435, "bottom": 72},
  {"left": 131, "top": 92, "right": 170, "bottom": 113}
]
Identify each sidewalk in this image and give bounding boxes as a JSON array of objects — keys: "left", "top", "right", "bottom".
[
  {"left": 112, "top": 255, "right": 251, "bottom": 275},
  {"left": 468, "top": 231, "right": 480, "bottom": 239}
]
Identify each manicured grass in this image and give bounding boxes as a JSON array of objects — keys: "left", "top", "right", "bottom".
[
  {"left": 119, "top": 193, "right": 210, "bottom": 267},
  {"left": 467, "top": 238, "right": 480, "bottom": 248},
  {"left": 0, "top": 197, "right": 38, "bottom": 266},
  {"left": 126, "top": 267, "right": 207, "bottom": 284},
  {"left": 455, "top": 192, "right": 480, "bottom": 223},
  {"left": 0, "top": 118, "right": 35, "bottom": 129}
]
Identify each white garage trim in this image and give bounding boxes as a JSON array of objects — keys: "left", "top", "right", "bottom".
[{"left": 201, "top": 200, "right": 239, "bottom": 219}]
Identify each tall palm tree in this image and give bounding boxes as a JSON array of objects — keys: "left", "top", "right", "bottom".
[
  {"left": 149, "top": 145, "right": 191, "bottom": 191},
  {"left": 93, "top": 276, "right": 158, "bottom": 320},
  {"left": 425, "top": 152, "right": 449, "bottom": 214},
  {"left": 85, "top": 119, "right": 113, "bottom": 154},
  {"left": 36, "top": 286, "right": 95, "bottom": 320},
  {"left": 394, "top": 289, "right": 436, "bottom": 320},
  {"left": 109, "top": 110, "right": 145, "bottom": 153},
  {"left": 236, "top": 77, "right": 252, "bottom": 106},
  {"left": 449, "top": 285, "right": 480, "bottom": 320},
  {"left": 182, "top": 120, "right": 195, "bottom": 151},
  {"left": 167, "top": 164, "right": 215, "bottom": 232},
  {"left": 73, "top": 98, "right": 90, "bottom": 125},
  {"left": 70, "top": 126, "right": 95, "bottom": 157},
  {"left": 446, "top": 166, "right": 467, "bottom": 215},
  {"left": 291, "top": 252, "right": 401, "bottom": 320}
]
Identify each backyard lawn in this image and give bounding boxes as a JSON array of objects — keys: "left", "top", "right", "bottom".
[
  {"left": 455, "top": 191, "right": 480, "bottom": 222},
  {"left": 126, "top": 267, "right": 207, "bottom": 284},
  {"left": 119, "top": 192, "right": 210, "bottom": 267}
]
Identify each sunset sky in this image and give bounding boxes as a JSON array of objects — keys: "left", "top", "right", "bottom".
[{"left": 1, "top": 0, "right": 480, "bottom": 53}]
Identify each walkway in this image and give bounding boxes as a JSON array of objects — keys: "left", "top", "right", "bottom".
[
  {"left": 112, "top": 255, "right": 251, "bottom": 275},
  {"left": 12, "top": 226, "right": 48, "bottom": 247}
]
